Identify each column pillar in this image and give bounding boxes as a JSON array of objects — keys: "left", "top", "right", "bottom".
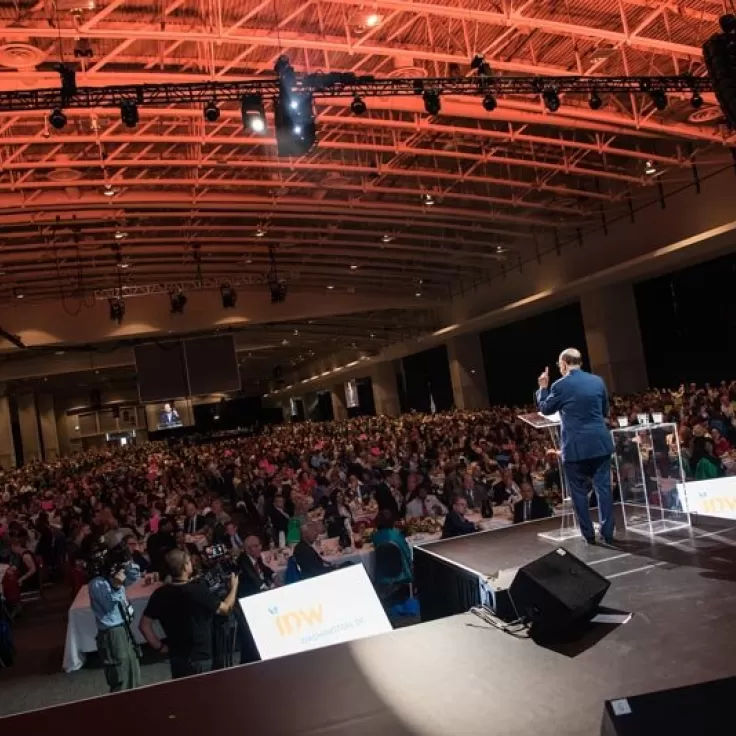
[
  {"left": 37, "top": 393, "right": 60, "bottom": 461},
  {"left": 580, "top": 283, "right": 648, "bottom": 395},
  {"left": 330, "top": 385, "right": 348, "bottom": 421},
  {"left": 0, "top": 389, "right": 16, "bottom": 468},
  {"left": 370, "top": 362, "right": 401, "bottom": 417},
  {"left": 447, "top": 333, "right": 489, "bottom": 410},
  {"left": 17, "top": 392, "right": 42, "bottom": 463}
]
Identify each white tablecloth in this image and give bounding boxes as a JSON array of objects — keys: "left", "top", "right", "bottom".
[{"left": 63, "top": 579, "right": 163, "bottom": 673}]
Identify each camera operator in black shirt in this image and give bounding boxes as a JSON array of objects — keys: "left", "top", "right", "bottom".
[{"left": 139, "top": 548, "right": 239, "bottom": 679}]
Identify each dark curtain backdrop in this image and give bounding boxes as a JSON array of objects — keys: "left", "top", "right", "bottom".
[
  {"left": 193, "top": 396, "right": 265, "bottom": 431},
  {"left": 479, "top": 302, "right": 588, "bottom": 407},
  {"left": 634, "top": 250, "right": 736, "bottom": 388},
  {"left": 401, "top": 345, "right": 454, "bottom": 412},
  {"left": 315, "top": 391, "right": 333, "bottom": 422},
  {"left": 351, "top": 377, "right": 375, "bottom": 417}
]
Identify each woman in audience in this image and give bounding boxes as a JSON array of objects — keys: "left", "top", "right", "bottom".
[
  {"left": 324, "top": 489, "right": 353, "bottom": 548},
  {"left": 691, "top": 439, "right": 724, "bottom": 480}
]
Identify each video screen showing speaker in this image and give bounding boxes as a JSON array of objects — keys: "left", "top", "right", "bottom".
[
  {"left": 508, "top": 547, "right": 610, "bottom": 641},
  {"left": 184, "top": 335, "right": 241, "bottom": 396},
  {"left": 145, "top": 399, "right": 194, "bottom": 431},
  {"left": 134, "top": 341, "right": 189, "bottom": 403}
]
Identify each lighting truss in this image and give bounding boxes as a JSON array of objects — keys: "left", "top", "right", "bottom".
[
  {"left": 0, "top": 75, "right": 713, "bottom": 113},
  {"left": 93, "top": 273, "right": 298, "bottom": 300}
]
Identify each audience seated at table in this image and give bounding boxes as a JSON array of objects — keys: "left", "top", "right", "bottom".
[
  {"left": 405, "top": 485, "right": 447, "bottom": 519},
  {"left": 293, "top": 522, "right": 334, "bottom": 578},
  {"left": 512, "top": 482, "right": 553, "bottom": 524},
  {"left": 441, "top": 496, "right": 479, "bottom": 539},
  {"left": 237, "top": 535, "right": 275, "bottom": 597}
]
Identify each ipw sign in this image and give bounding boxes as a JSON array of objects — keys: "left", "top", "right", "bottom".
[{"left": 240, "top": 565, "right": 391, "bottom": 660}]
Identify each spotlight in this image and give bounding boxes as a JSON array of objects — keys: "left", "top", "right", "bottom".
[
  {"left": 482, "top": 92, "right": 497, "bottom": 112},
  {"left": 169, "top": 290, "right": 187, "bottom": 314},
  {"left": 350, "top": 95, "right": 367, "bottom": 115},
  {"left": 588, "top": 91, "right": 603, "bottom": 110},
  {"left": 422, "top": 192, "right": 435, "bottom": 206},
  {"left": 241, "top": 94, "right": 267, "bottom": 134},
  {"left": 120, "top": 100, "right": 139, "bottom": 128},
  {"left": 103, "top": 184, "right": 117, "bottom": 197},
  {"left": 542, "top": 88, "right": 560, "bottom": 112},
  {"left": 274, "top": 91, "right": 316, "bottom": 156},
  {"left": 649, "top": 88, "right": 668, "bottom": 111},
  {"left": 644, "top": 159, "right": 658, "bottom": 176},
  {"left": 690, "top": 91, "right": 704, "bottom": 109},
  {"left": 220, "top": 283, "right": 237, "bottom": 308},
  {"left": 108, "top": 297, "right": 125, "bottom": 325},
  {"left": 255, "top": 226, "right": 266, "bottom": 237},
  {"left": 49, "top": 108, "right": 67, "bottom": 130},
  {"left": 204, "top": 100, "right": 220, "bottom": 122},
  {"left": 13, "top": 287, "right": 24, "bottom": 299},
  {"left": 423, "top": 90, "right": 441, "bottom": 115}
]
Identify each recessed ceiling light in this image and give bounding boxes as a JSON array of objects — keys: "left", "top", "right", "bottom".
[
  {"left": 255, "top": 227, "right": 266, "bottom": 237},
  {"left": 114, "top": 231, "right": 128, "bottom": 240},
  {"left": 644, "top": 159, "right": 658, "bottom": 176},
  {"left": 382, "top": 233, "right": 394, "bottom": 243},
  {"left": 245, "top": 258, "right": 252, "bottom": 264},
  {"left": 327, "top": 284, "right": 334, "bottom": 290},
  {"left": 422, "top": 193, "right": 435, "bottom": 205},
  {"left": 103, "top": 185, "right": 117, "bottom": 197},
  {"left": 415, "top": 291, "right": 422, "bottom": 297},
  {"left": 350, "top": 264, "right": 358, "bottom": 270},
  {"left": 55, "top": 350, "right": 65, "bottom": 355},
  {"left": 365, "top": 13, "right": 383, "bottom": 27},
  {"left": 13, "top": 288, "right": 24, "bottom": 299}
]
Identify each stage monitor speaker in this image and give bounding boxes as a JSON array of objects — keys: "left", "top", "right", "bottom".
[
  {"left": 509, "top": 547, "right": 610, "bottom": 640},
  {"left": 601, "top": 676, "right": 736, "bottom": 736}
]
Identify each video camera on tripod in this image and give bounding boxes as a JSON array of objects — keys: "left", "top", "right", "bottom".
[{"left": 200, "top": 544, "right": 239, "bottom": 599}]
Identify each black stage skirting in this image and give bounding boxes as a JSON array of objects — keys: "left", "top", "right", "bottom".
[{"left": 413, "top": 543, "right": 482, "bottom": 621}]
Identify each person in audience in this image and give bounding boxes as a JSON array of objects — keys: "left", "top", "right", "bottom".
[
  {"left": 293, "top": 522, "right": 334, "bottom": 578},
  {"left": 711, "top": 427, "right": 731, "bottom": 457},
  {"left": 375, "top": 469, "right": 404, "bottom": 520},
  {"left": 123, "top": 534, "right": 151, "bottom": 574},
  {"left": 441, "top": 496, "right": 478, "bottom": 539},
  {"left": 269, "top": 495, "right": 291, "bottom": 541},
  {"left": 324, "top": 489, "right": 353, "bottom": 548},
  {"left": 9, "top": 536, "right": 39, "bottom": 594},
  {"left": 513, "top": 482, "right": 553, "bottom": 524},
  {"left": 372, "top": 510, "right": 412, "bottom": 585},
  {"left": 181, "top": 496, "right": 206, "bottom": 535},
  {"left": 691, "top": 438, "right": 724, "bottom": 480},
  {"left": 405, "top": 485, "right": 447, "bottom": 519},
  {"left": 492, "top": 468, "right": 521, "bottom": 506},
  {"left": 147, "top": 516, "right": 177, "bottom": 576},
  {"left": 236, "top": 535, "right": 274, "bottom": 597},
  {"left": 222, "top": 520, "right": 244, "bottom": 550}
]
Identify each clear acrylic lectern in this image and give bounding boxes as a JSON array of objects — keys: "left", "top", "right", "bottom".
[
  {"left": 519, "top": 412, "right": 581, "bottom": 542},
  {"left": 611, "top": 420, "right": 690, "bottom": 536}
]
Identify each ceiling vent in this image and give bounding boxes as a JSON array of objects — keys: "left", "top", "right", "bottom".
[{"left": 0, "top": 42, "right": 46, "bottom": 70}]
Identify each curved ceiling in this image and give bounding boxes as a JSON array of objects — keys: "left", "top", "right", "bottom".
[{"left": 0, "top": 0, "right": 732, "bottom": 387}]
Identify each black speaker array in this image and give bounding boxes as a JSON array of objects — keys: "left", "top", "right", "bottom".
[{"left": 703, "top": 15, "right": 736, "bottom": 129}]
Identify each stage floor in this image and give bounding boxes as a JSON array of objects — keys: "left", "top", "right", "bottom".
[{"left": 5, "top": 509, "right": 736, "bottom": 735}]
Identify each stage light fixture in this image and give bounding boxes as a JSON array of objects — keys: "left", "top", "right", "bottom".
[
  {"left": 482, "top": 92, "right": 497, "bottom": 111},
  {"left": 542, "top": 88, "right": 560, "bottom": 112},
  {"left": 274, "top": 91, "right": 316, "bottom": 156},
  {"left": 422, "top": 192, "right": 435, "bottom": 206},
  {"left": 350, "top": 95, "right": 367, "bottom": 114},
  {"left": 49, "top": 108, "right": 67, "bottom": 130},
  {"left": 690, "top": 91, "right": 704, "bottom": 109},
  {"left": 13, "top": 287, "right": 24, "bottom": 299},
  {"left": 649, "top": 88, "right": 668, "bottom": 110},
  {"left": 169, "top": 289, "right": 187, "bottom": 314},
  {"left": 108, "top": 297, "right": 125, "bottom": 324},
  {"left": 588, "top": 91, "right": 603, "bottom": 110},
  {"left": 644, "top": 159, "right": 658, "bottom": 176},
  {"left": 220, "top": 283, "right": 237, "bottom": 308},
  {"left": 120, "top": 100, "right": 139, "bottom": 128},
  {"left": 423, "top": 90, "right": 441, "bottom": 115},
  {"left": 204, "top": 100, "right": 220, "bottom": 122},
  {"left": 241, "top": 94, "right": 266, "bottom": 133}
]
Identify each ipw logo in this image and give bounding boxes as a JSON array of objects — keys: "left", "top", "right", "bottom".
[{"left": 268, "top": 604, "right": 324, "bottom": 636}]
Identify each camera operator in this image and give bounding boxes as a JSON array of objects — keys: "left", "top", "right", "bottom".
[
  {"left": 88, "top": 543, "right": 142, "bottom": 693},
  {"left": 139, "top": 548, "right": 239, "bottom": 679}
]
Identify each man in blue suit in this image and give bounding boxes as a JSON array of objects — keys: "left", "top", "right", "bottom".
[{"left": 536, "top": 348, "right": 615, "bottom": 544}]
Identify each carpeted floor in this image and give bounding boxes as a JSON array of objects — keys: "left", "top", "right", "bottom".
[
  {"left": 0, "top": 585, "right": 171, "bottom": 718},
  {"left": 0, "top": 584, "right": 420, "bottom": 719}
]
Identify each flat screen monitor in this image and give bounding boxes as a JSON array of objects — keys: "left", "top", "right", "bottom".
[
  {"left": 184, "top": 334, "right": 241, "bottom": 396},
  {"left": 134, "top": 341, "right": 188, "bottom": 403},
  {"left": 145, "top": 399, "right": 194, "bottom": 431}
]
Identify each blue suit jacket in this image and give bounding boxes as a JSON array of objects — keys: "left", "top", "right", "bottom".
[{"left": 536, "top": 369, "right": 614, "bottom": 463}]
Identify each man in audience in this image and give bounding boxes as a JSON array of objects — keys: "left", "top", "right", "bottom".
[
  {"left": 293, "top": 522, "right": 334, "bottom": 578},
  {"left": 441, "top": 496, "right": 478, "bottom": 539},
  {"left": 139, "top": 548, "right": 239, "bottom": 679},
  {"left": 492, "top": 468, "right": 521, "bottom": 506},
  {"left": 405, "top": 484, "right": 447, "bottom": 519},
  {"left": 513, "top": 482, "right": 553, "bottom": 524},
  {"left": 182, "top": 496, "right": 206, "bottom": 535},
  {"left": 147, "top": 516, "right": 177, "bottom": 576},
  {"left": 222, "top": 520, "right": 244, "bottom": 550},
  {"left": 237, "top": 534, "right": 274, "bottom": 597}
]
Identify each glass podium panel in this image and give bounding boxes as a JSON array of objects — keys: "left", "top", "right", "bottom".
[
  {"left": 518, "top": 413, "right": 580, "bottom": 542},
  {"left": 611, "top": 421, "right": 690, "bottom": 536}
]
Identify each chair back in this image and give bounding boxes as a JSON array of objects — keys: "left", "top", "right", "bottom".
[
  {"left": 374, "top": 541, "right": 405, "bottom": 580},
  {"left": 284, "top": 556, "right": 302, "bottom": 585}
]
